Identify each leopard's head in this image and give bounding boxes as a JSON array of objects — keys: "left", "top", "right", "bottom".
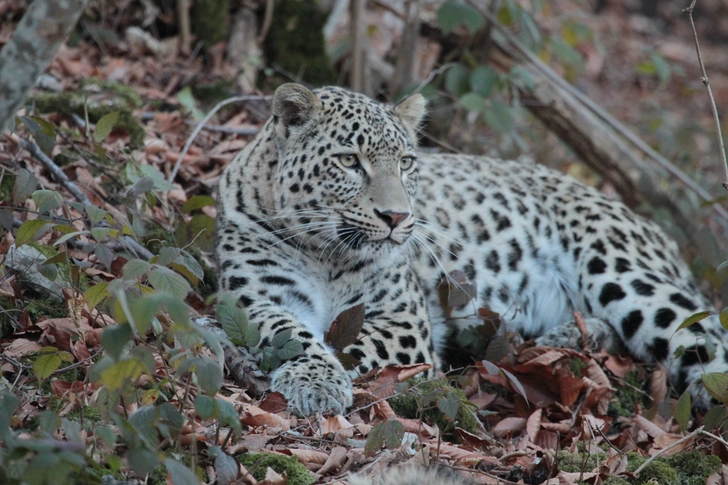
[{"left": 269, "top": 84, "right": 426, "bottom": 263}]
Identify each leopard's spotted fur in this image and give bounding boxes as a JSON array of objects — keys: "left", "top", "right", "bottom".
[{"left": 216, "top": 84, "right": 727, "bottom": 415}]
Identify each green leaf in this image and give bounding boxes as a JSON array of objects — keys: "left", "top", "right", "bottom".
[
  {"left": 214, "top": 448, "right": 239, "bottom": 485},
  {"left": 550, "top": 35, "right": 583, "bottom": 69},
  {"left": 140, "top": 164, "right": 176, "bottom": 191},
  {"left": 94, "top": 425, "right": 117, "bottom": 448},
  {"left": 437, "top": 0, "right": 483, "bottom": 34},
  {"left": 245, "top": 324, "right": 261, "bottom": 347},
  {"left": 483, "top": 100, "right": 514, "bottom": 134},
  {"left": 182, "top": 195, "right": 216, "bottom": 213},
  {"left": 100, "top": 358, "right": 147, "bottom": 390},
  {"left": 458, "top": 92, "right": 487, "bottom": 113},
  {"left": 177, "top": 86, "right": 205, "bottom": 120},
  {"left": 20, "top": 116, "right": 56, "bottom": 155},
  {"left": 720, "top": 308, "right": 728, "bottom": 331},
  {"left": 651, "top": 53, "right": 671, "bottom": 85},
  {"left": 271, "top": 328, "right": 293, "bottom": 349},
  {"left": 674, "top": 388, "right": 691, "bottom": 431},
  {"left": 277, "top": 339, "right": 304, "bottom": 361},
  {"left": 436, "top": 393, "right": 460, "bottom": 421},
  {"left": 188, "top": 214, "right": 216, "bottom": 252},
  {"left": 93, "top": 111, "right": 120, "bottom": 143},
  {"left": 32, "top": 189, "right": 63, "bottom": 215},
  {"left": 16, "top": 219, "right": 52, "bottom": 247},
  {"left": 101, "top": 323, "right": 132, "bottom": 361},
  {"left": 127, "top": 448, "right": 160, "bottom": 476},
  {"left": 215, "top": 397, "right": 241, "bottom": 435},
  {"left": 196, "top": 358, "right": 223, "bottom": 396},
  {"left": 33, "top": 353, "right": 62, "bottom": 380},
  {"left": 676, "top": 311, "right": 711, "bottom": 332},
  {"left": 365, "top": 420, "right": 404, "bottom": 457},
  {"left": 148, "top": 266, "right": 191, "bottom": 299},
  {"left": 324, "top": 303, "right": 365, "bottom": 351},
  {"left": 469, "top": 66, "right": 498, "bottom": 97},
  {"left": 444, "top": 64, "right": 470, "bottom": 98},
  {"left": 195, "top": 395, "right": 215, "bottom": 419},
  {"left": 12, "top": 168, "right": 37, "bottom": 204},
  {"left": 123, "top": 259, "right": 152, "bottom": 280},
  {"left": 217, "top": 295, "right": 248, "bottom": 341},
  {"left": 702, "top": 373, "right": 728, "bottom": 404},
  {"left": 86, "top": 205, "right": 107, "bottom": 227}
]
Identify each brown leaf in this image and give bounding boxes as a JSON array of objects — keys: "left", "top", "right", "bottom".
[
  {"left": 526, "top": 408, "right": 542, "bottom": 442},
  {"left": 37, "top": 318, "right": 78, "bottom": 352},
  {"left": 286, "top": 448, "right": 328, "bottom": 465},
  {"left": 50, "top": 380, "right": 85, "bottom": 397},
  {"left": 240, "top": 404, "right": 290, "bottom": 430},
  {"left": 316, "top": 446, "right": 347, "bottom": 476},
  {"left": 493, "top": 417, "right": 527, "bottom": 438},
  {"left": 3, "top": 338, "right": 42, "bottom": 359},
  {"left": 258, "top": 392, "right": 288, "bottom": 414},
  {"left": 437, "top": 270, "right": 477, "bottom": 316},
  {"left": 324, "top": 303, "right": 365, "bottom": 351}
]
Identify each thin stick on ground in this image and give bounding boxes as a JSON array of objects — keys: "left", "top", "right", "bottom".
[
  {"left": 633, "top": 426, "right": 703, "bottom": 476},
  {"left": 168, "top": 94, "right": 268, "bottom": 183},
  {"left": 6, "top": 133, "right": 92, "bottom": 206},
  {"left": 683, "top": 1, "right": 728, "bottom": 190}
]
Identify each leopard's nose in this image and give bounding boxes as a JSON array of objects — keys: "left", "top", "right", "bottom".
[{"left": 374, "top": 209, "right": 411, "bottom": 229}]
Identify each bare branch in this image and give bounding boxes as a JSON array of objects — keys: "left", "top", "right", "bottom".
[{"left": 683, "top": 1, "right": 728, "bottom": 191}]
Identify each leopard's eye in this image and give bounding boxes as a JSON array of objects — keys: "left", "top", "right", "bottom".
[
  {"left": 338, "top": 154, "right": 360, "bottom": 168},
  {"left": 400, "top": 156, "right": 416, "bottom": 171}
]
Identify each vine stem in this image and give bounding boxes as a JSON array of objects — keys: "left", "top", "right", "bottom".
[{"left": 683, "top": 0, "right": 728, "bottom": 190}]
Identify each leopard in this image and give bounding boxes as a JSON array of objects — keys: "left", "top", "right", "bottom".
[{"left": 215, "top": 83, "right": 728, "bottom": 416}]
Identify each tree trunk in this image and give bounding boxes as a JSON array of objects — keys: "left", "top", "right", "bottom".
[{"left": 0, "top": 0, "right": 89, "bottom": 132}]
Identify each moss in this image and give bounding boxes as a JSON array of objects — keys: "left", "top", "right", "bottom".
[
  {"left": 608, "top": 370, "right": 649, "bottom": 418},
  {"left": 0, "top": 172, "right": 14, "bottom": 203},
  {"left": 389, "top": 378, "right": 481, "bottom": 437},
  {"left": 239, "top": 453, "right": 314, "bottom": 485},
  {"left": 263, "top": 0, "right": 337, "bottom": 87},
  {"left": 567, "top": 358, "right": 588, "bottom": 375},
  {"left": 191, "top": 0, "right": 229, "bottom": 48},
  {"left": 31, "top": 87, "right": 145, "bottom": 148},
  {"left": 560, "top": 450, "right": 721, "bottom": 485},
  {"left": 0, "top": 295, "right": 68, "bottom": 338}
]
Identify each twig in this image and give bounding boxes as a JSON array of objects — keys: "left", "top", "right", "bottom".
[
  {"left": 256, "top": 0, "right": 275, "bottom": 45},
  {"left": 168, "top": 95, "right": 267, "bottom": 183},
  {"left": 7, "top": 133, "right": 92, "bottom": 206},
  {"left": 633, "top": 425, "right": 703, "bottom": 476},
  {"left": 683, "top": 1, "right": 728, "bottom": 191},
  {"left": 465, "top": 0, "right": 728, "bottom": 225},
  {"left": 139, "top": 112, "right": 261, "bottom": 136},
  {"left": 699, "top": 428, "right": 728, "bottom": 450}
]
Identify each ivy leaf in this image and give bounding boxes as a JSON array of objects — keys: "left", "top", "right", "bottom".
[
  {"left": 324, "top": 303, "right": 365, "bottom": 351},
  {"left": 93, "top": 111, "right": 120, "bottom": 143},
  {"left": 215, "top": 397, "right": 241, "bottom": 435},
  {"left": 676, "top": 311, "right": 711, "bottom": 332},
  {"left": 101, "top": 323, "right": 132, "bottom": 361},
  {"left": 127, "top": 448, "right": 160, "bottom": 476},
  {"left": 437, "top": 0, "right": 483, "bottom": 34},
  {"left": 674, "top": 388, "right": 691, "bottom": 431},
  {"left": 12, "top": 168, "right": 37, "bottom": 205},
  {"left": 444, "top": 64, "right": 470, "bottom": 98},
  {"left": 702, "top": 373, "right": 728, "bottom": 404}
]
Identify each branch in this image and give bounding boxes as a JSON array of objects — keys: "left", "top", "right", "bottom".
[
  {"left": 683, "top": 1, "right": 728, "bottom": 191},
  {"left": 0, "top": 0, "right": 89, "bottom": 131},
  {"left": 168, "top": 95, "right": 268, "bottom": 183},
  {"left": 8, "top": 133, "right": 92, "bottom": 206}
]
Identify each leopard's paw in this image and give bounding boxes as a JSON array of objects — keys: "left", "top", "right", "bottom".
[
  {"left": 271, "top": 355, "right": 353, "bottom": 416},
  {"left": 535, "top": 317, "right": 624, "bottom": 354}
]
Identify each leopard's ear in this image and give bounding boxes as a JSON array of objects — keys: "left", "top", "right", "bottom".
[
  {"left": 272, "top": 83, "right": 322, "bottom": 127},
  {"left": 393, "top": 93, "right": 426, "bottom": 132}
]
